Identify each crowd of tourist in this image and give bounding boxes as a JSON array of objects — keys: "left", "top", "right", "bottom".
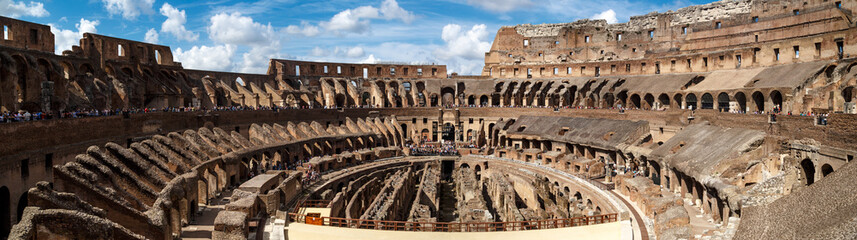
[
  {"left": 407, "top": 141, "right": 460, "bottom": 156},
  {"left": 0, "top": 105, "right": 328, "bottom": 124}
]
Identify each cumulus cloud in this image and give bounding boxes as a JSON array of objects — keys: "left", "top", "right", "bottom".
[
  {"left": 208, "top": 12, "right": 277, "bottom": 46},
  {"left": 50, "top": 18, "right": 99, "bottom": 54},
  {"left": 102, "top": 0, "right": 155, "bottom": 20},
  {"left": 285, "top": 22, "right": 321, "bottom": 37},
  {"left": 379, "top": 0, "right": 415, "bottom": 23},
  {"left": 159, "top": 3, "right": 198, "bottom": 41},
  {"left": 0, "top": 0, "right": 49, "bottom": 18},
  {"left": 345, "top": 46, "right": 365, "bottom": 58},
  {"left": 174, "top": 44, "right": 237, "bottom": 71},
  {"left": 206, "top": 12, "right": 285, "bottom": 73},
  {"left": 239, "top": 44, "right": 284, "bottom": 73},
  {"left": 435, "top": 24, "right": 491, "bottom": 60},
  {"left": 320, "top": 0, "right": 414, "bottom": 34},
  {"left": 144, "top": 28, "right": 159, "bottom": 44},
  {"left": 465, "top": 0, "right": 532, "bottom": 13},
  {"left": 360, "top": 54, "right": 379, "bottom": 64},
  {"left": 591, "top": 9, "right": 618, "bottom": 24}
]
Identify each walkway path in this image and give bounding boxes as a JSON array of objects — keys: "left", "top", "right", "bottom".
[
  {"left": 609, "top": 190, "right": 650, "bottom": 240},
  {"left": 181, "top": 189, "right": 233, "bottom": 240}
]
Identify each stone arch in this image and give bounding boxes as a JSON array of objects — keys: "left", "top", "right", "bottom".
[
  {"left": 821, "top": 164, "right": 834, "bottom": 177},
  {"left": 843, "top": 86, "right": 855, "bottom": 103},
  {"left": 657, "top": 93, "right": 670, "bottom": 109},
  {"left": 823, "top": 64, "right": 836, "bottom": 80},
  {"left": 467, "top": 95, "right": 475, "bottom": 105},
  {"left": 361, "top": 92, "right": 371, "bottom": 106},
  {"left": 335, "top": 94, "right": 346, "bottom": 107},
  {"left": 643, "top": 93, "right": 655, "bottom": 109},
  {"left": 629, "top": 94, "right": 641, "bottom": 109},
  {"left": 104, "top": 65, "right": 115, "bottom": 77},
  {"left": 78, "top": 63, "right": 94, "bottom": 76},
  {"left": 734, "top": 92, "right": 748, "bottom": 113},
  {"left": 673, "top": 93, "right": 683, "bottom": 109},
  {"left": 801, "top": 158, "right": 816, "bottom": 185},
  {"left": 701, "top": 93, "right": 714, "bottom": 109},
  {"left": 752, "top": 91, "right": 765, "bottom": 112},
  {"left": 717, "top": 92, "right": 730, "bottom": 111},
  {"left": 770, "top": 90, "right": 783, "bottom": 111},
  {"left": 603, "top": 92, "right": 615, "bottom": 108},
  {"left": 441, "top": 87, "right": 455, "bottom": 106},
  {"left": 685, "top": 93, "right": 698, "bottom": 110},
  {"left": 60, "top": 61, "right": 74, "bottom": 79},
  {"left": 616, "top": 90, "right": 628, "bottom": 108},
  {"left": 480, "top": 95, "right": 488, "bottom": 106}
]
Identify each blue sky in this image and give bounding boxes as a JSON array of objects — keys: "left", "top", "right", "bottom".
[{"left": 3, "top": 0, "right": 714, "bottom": 75}]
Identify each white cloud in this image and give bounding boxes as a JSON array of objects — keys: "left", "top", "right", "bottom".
[
  {"left": 320, "top": 0, "right": 414, "bottom": 34},
  {"left": 102, "top": 0, "right": 155, "bottom": 20},
  {"left": 465, "top": 0, "right": 532, "bottom": 13},
  {"left": 435, "top": 24, "right": 491, "bottom": 60},
  {"left": 345, "top": 46, "right": 365, "bottom": 58},
  {"left": 144, "top": 28, "right": 159, "bottom": 44},
  {"left": 360, "top": 54, "right": 378, "bottom": 64},
  {"left": 159, "top": 3, "right": 198, "bottom": 41},
  {"left": 591, "top": 9, "right": 618, "bottom": 24},
  {"left": 50, "top": 18, "right": 100, "bottom": 54},
  {"left": 286, "top": 22, "right": 321, "bottom": 37},
  {"left": 239, "top": 44, "right": 283, "bottom": 73},
  {"left": 379, "top": 0, "right": 415, "bottom": 23},
  {"left": 309, "top": 46, "right": 329, "bottom": 57},
  {"left": 0, "top": 0, "right": 49, "bottom": 18},
  {"left": 208, "top": 12, "right": 277, "bottom": 46},
  {"left": 174, "top": 44, "right": 237, "bottom": 71}
]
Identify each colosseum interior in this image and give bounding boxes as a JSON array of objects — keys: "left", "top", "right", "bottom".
[{"left": 1, "top": 0, "right": 857, "bottom": 239}]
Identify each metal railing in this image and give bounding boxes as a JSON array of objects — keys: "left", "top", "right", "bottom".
[{"left": 288, "top": 212, "right": 618, "bottom": 232}]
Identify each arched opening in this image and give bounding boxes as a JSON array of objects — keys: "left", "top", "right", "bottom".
[
  {"left": 630, "top": 94, "right": 641, "bottom": 109},
  {"left": 480, "top": 95, "right": 489, "bottom": 106},
  {"left": 467, "top": 95, "right": 475, "bottom": 105},
  {"left": 0, "top": 186, "right": 9, "bottom": 239},
  {"left": 770, "top": 91, "right": 783, "bottom": 112},
  {"left": 643, "top": 94, "right": 655, "bottom": 109},
  {"left": 843, "top": 86, "right": 855, "bottom": 103},
  {"left": 701, "top": 93, "right": 714, "bottom": 109},
  {"left": 361, "top": 92, "right": 370, "bottom": 106},
  {"left": 752, "top": 91, "right": 765, "bottom": 112},
  {"left": 615, "top": 91, "right": 627, "bottom": 108},
  {"left": 400, "top": 124, "right": 408, "bottom": 139},
  {"left": 430, "top": 94, "right": 439, "bottom": 107},
  {"left": 441, "top": 87, "right": 455, "bottom": 107},
  {"left": 420, "top": 129, "right": 430, "bottom": 142},
  {"left": 801, "top": 159, "right": 816, "bottom": 185},
  {"left": 685, "top": 93, "right": 698, "bottom": 110},
  {"left": 673, "top": 93, "right": 683, "bottom": 109},
  {"left": 717, "top": 92, "right": 730, "bottom": 111},
  {"left": 603, "top": 93, "right": 615, "bottom": 108},
  {"left": 335, "top": 94, "right": 346, "bottom": 107},
  {"left": 821, "top": 164, "right": 834, "bottom": 177},
  {"left": 658, "top": 94, "right": 670, "bottom": 109},
  {"left": 442, "top": 123, "right": 455, "bottom": 141},
  {"left": 735, "top": 92, "right": 747, "bottom": 113}
]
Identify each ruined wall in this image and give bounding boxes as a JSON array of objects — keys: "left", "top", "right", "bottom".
[
  {"left": 484, "top": 0, "right": 857, "bottom": 78},
  {"left": 0, "top": 17, "right": 54, "bottom": 53}
]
